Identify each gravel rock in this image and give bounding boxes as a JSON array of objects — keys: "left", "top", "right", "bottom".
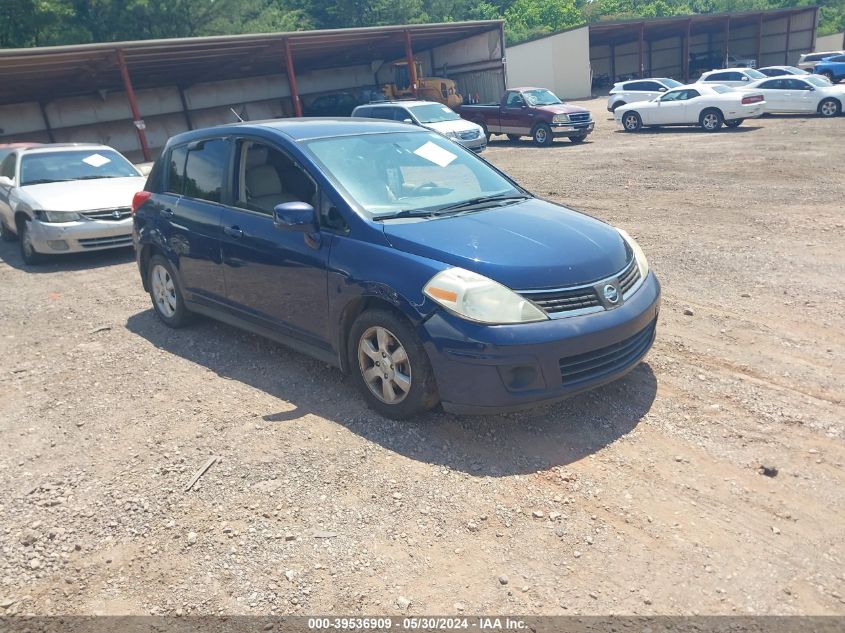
[
  {"left": 498, "top": 575, "right": 509, "bottom": 586},
  {"left": 396, "top": 596, "right": 411, "bottom": 611}
]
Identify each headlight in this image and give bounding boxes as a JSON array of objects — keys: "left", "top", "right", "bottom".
[
  {"left": 35, "top": 210, "right": 83, "bottom": 223},
  {"left": 617, "top": 229, "right": 649, "bottom": 279},
  {"left": 552, "top": 114, "right": 570, "bottom": 123},
  {"left": 423, "top": 268, "right": 548, "bottom": 324}
]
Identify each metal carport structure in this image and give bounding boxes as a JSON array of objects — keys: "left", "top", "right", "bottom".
[{"left": 0, "top": 21, "right": 506, "bottom": 161}]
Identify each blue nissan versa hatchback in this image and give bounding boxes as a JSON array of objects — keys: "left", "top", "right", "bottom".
[{"left": 132, "top": 119, "right": 660, "bottom": 419}]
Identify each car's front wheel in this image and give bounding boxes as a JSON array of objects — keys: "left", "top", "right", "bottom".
[
  {"left": 18, "top": 219, "right": 44, "bottom": 265},
  {"left": 818, "top": 98, "right": 841, "bottom": 117},
  {"left": 532, "top": 123, "right": 554, "bottom": 146},
  {"left": 622, "top": 111, "right": 642, "bottom": 132},
  {"left": 147, "top": 254, "right": 193, "bottom": 328},
  {"left": 348, "top": 309, "right": 439, "bottom": 420},
  {"left": 700, "top": 108, "right": 724, "bottom": 131},
  {"left": 725, "top": 118, "right": 744, "bottom": 128}
]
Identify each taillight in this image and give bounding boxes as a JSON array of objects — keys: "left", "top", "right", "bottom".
[
  {"left": 132, "top": 191, "right": 151, "bottom": 215},
  {"left": 742, "top": 95, "right": 764, "bottom": 105}
]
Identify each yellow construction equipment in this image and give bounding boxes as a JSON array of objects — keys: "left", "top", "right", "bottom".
[{"left": 383, "top": 61, "right": 463, "bottom": 108}]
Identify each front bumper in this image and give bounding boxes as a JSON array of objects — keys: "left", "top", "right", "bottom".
[
  {"left": 455, "top": 136, "right": 487, "bottom": 152},
  {"left": 551, "top": 120, "right": 595, "bottom": 137},
  {"left": 29, "top": 218, "right": 134, "bottom": 254},
  {"left": 421, "top": 272, "right": 660, "bottom": 414}
]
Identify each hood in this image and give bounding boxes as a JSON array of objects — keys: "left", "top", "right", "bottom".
[
  {"left": 21, "top": 176, "right": 146, "bottom": 211},
  {"left": 536, "top": 103, "right": 590, "bottom": 115},
  {"left": 381, "top": 198, "right": 629, "bottom": 290},
  {"left": 424, "top": 119, "right": 482, "bottom": 134}
]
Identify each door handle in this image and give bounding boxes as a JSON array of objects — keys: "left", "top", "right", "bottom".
[
  {"left": 161, "top": 208, "right": 174, "bottom": 218},
  {"left": 223, "top": 225, "right": 243, "bottom": 238}
]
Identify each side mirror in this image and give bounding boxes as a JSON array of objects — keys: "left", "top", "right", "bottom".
[
  {"left": 741, "top": 76, "right": 749, "bottom": 81},
  {"left": 273, "top": 201, "right": 317, "bottom": 233},
  {"left": 403, "top": 118, "right": 414, "bottom": 124},
  {"left": 0, "top": 176, "right": 12, "bottom": 187},
  {"left": 658, "top": 87, "right": 667, "bottom": 92}
]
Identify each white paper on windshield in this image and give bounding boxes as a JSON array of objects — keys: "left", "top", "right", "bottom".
[
  {"left": 82, "top": 153, "right": 111, "bottom": 168},
  {"left": 414, "top": 141, "right": 457, "bottom": 168}
]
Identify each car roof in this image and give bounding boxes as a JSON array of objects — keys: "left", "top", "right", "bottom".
[
  {"left": 703, "top": 68, "right": 757, "bottom": 74},
  {"left": 166, "top": 118, "right": 425, "bottom": 146},
  {"left": 18, "top": 143, "right": 117, "bottom": 154},
  {"left": 0, "top": 142, "right": 42, "bottom": 149},
  {"left": 355, "top": 100, "right": 440, "bottom": 108}
]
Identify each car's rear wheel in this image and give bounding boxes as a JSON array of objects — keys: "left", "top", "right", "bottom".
[
  {"left": 17, "top": 219, "right": 44, "bottom": 265},
  {"left": 348, "top": 309, "right": 438, "bottom": 420},
  {"left": 0, "top": 219, "right": 16, "bottom": 242},
  {"left": 532, "top": 123, "right": 554, "bottom": 146},
  {"left": 147, "top": 254, "right": 193, "bottom": 328},
  {"left": 818, "top": 98, "right": 841, "bottom": 117},
  {"left": 506, "top": 134, "right": 521, "bottom": 142},
  {"left": 622, "top": 111, "right": 642, "bottom": 132},
  {"left": 725, "top": 119, "right": 743, "bottom": 128},
  {"left": 700, "top": 108, "right": 724, "bottom": 131}
]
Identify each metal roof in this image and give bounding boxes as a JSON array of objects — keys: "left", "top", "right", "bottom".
[{"left": 0, "top": 20, "right": 503, "bottom": 106}]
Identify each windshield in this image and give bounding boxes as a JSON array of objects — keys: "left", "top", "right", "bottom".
[
  {"left": 523, "top": 89, "right": 562, "bottom": 106},
  {"left": 660, "top": 78, "right": 683, "bottom": 88},
  {"left": 711, "top": 85, "right": 734, "bottom": 94},
  {"left": 20, "top": 149, "right": 140, "bottom": 186},
  {"left": 805, "top": 75, "right": 830, "bottom": 87},
  {"left": 409, "top": 104, "right": 460, "bottom": 124},
  {"left": 745, "top": 69, "right": 766, "bottom": 79},
  {"left": 303, "top": 131, "right": 522, "bottom": 218},
  {"left": 0, "top": 149, "right": 12, "bottom": 163}
]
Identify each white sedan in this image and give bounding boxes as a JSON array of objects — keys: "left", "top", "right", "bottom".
[
  {"left": 739, "top": 75, "right": 843, "bottom": 117},
  {"left": 615, "top": 84, "right": 766, "bottom": 132},
  {"left": 606, "top": 77, "right": 683, "bottom": 112},
  {"left": 698, "top": 67, "right": 767, "bottom": 87}
]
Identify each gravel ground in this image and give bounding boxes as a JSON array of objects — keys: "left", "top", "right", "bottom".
[{"left": 0, "top": 98, "right": 843, "bottom": 617}]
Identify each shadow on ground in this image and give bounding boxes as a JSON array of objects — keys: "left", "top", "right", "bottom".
[
  {"left": 126, "top": 308, "right": 657, "bottom": 477},
  {"left": 0, "top": 240, "right": 134, "bottom": 273}
]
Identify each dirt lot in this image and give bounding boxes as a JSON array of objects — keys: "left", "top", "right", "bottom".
[{"left": 1, "top": 98, "right": 843, "bottom": 617}]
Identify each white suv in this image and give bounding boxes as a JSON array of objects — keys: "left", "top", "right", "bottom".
[
  {"left": 798, "top": 51, "right": 845, "bottom": 71},
  {"left": 698, "top": 67, "right": 767, "bottom": 87},
  {"left": 606, "top": 78, "right": 683, "bottom": 111}
]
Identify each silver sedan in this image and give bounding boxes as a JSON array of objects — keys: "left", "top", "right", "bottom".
[{"left": 0, "top": 144, "right": 146, "bottom": 265}]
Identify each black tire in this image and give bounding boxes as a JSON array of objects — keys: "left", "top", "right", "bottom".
[
  {"left": 699, "top": 108, "right": 724, "bottom": 132},
  {"left": 0, "top": 218, "right": 16, "bottom": 242},
  {"left": 532, "top": 123, "right": 554, "bottom": 146},
  {"left": 348, "top": 308, "right": 439, "bottom": 420},
  {"left": 17, "top": 218, "right": 44, "bottom": 265},
  {"left": 621, "top": 111, "right": 642, "bottom": 132},
  {"left": 506, "top": 134, "right": 521, "bottom": 142},
  {"left": 818, "top": 98, "right": 841, "bottom": 118},
  {"left": 611, "top": 101, "right": 626, "bottom": 112},
  {"left": 147, "top": 254, "right": 193, "bottom": 328},
  {"left": 725, "top": 119, "right": 743, "bottom": 128},
  {"left": 821, "top": 71, "right": 835, "bottom": 83},
  {"left": 480, "top": 123, "right": 491, "bottom": 142}
]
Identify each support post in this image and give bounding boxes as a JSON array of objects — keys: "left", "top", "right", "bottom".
[
  {"left": 284, "top": 39, "right": 302, "bottom": 117},
  {"left": 116, "top": 49, "right": 151, "bottom": 163},
  {"left": 38, "top": 102, "right": 56, "bottom": 143},
  {"left": 784, "top": 14, "right": 792, "bottom": 66},
  {"left": 647, "top": 39, "right": 653, "bottom": 76},
  {"left": 683, "top": 20, "right": 691, "bottom": 83},
  {"left": 757, "top": 14, "right": 764, "bottom": 69},
  {"left": 178, "top": 86, "right": 194, "bottom": 131},
  {"left": 610, "top": 44, "right": 616, "bottom": 83},
  {"left": 810, "top": 7, "right": 819, "bottom": 52},
  {"left": 404, "top": 29, "right": 418, "bottom": 98},
  {"left": 500, "top": 22, "right": 508, "bottom": 94},
  {"left": 638, "top": 22, "right": 645, "bottom": 78},
  {"left": 724, "top": 16, "right": 731, "bottom": 65}
]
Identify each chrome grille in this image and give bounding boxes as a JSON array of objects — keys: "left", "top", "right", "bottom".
[
  {"left": 569, "top": 112, "right": 591, "bottom": 123},
  {"left": 82, "top": 207, "right": 132, "bottom": 221},
  {"left": 559, "top": 319, "right": 656, "bottom": 385},
  {"left": 518, "top": 256, "right": 642, "bottom": 318}
]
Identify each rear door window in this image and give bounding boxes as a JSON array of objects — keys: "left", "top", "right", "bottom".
[
  {"left": 705, "top": 72, "right": 730, "bottom": 82},
  {"left": 183, "top": 139, "right": 231, "bottom": 204},
  {"left": 760, "top": 79, "right": 785, "bottom": 90},
  {"left": 166, "top": 145, "right": 188, "bottom": 195}
]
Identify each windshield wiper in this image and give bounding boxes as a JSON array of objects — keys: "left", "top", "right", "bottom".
[
  {"left": 432, "top": 193, "right": 530, "bottom": 216},
  {"left": 373, "top": 209, "right": 437, "bottom": 221}
]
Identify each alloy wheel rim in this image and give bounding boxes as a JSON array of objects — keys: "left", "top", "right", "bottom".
[
  {"left": 536, "top": 128, "right": 547, "bottom": 143},
  {"left": 703, "top": 114, "right": 718, "bottom": 128},
  {"left": 358, "top": 326, "right": 412, "bottom": 405},
  {"left": 625, "top": 115, "right": 637, "bottom": 129},
  {"left": 821, "top": 101, "right": 835, "bottom": 116},
  {"left": 151, "top": 264, "right": 177, "bottom": 318}
]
